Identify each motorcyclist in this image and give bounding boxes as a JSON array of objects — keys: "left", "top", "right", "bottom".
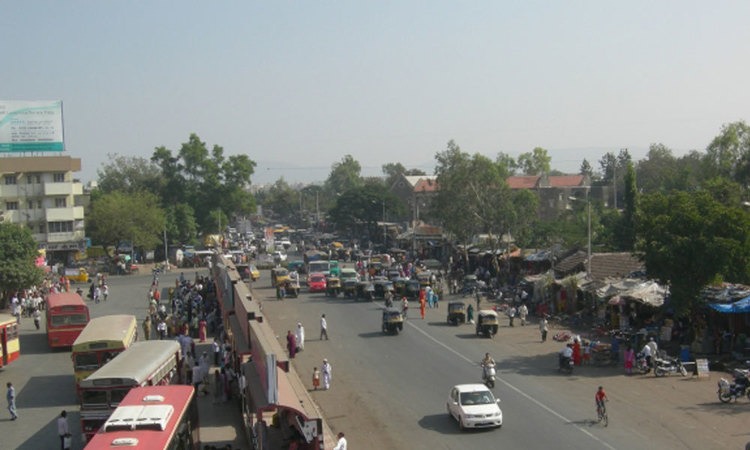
[
  {"left": 384, "top": 291, "right": 394, "bottom": 308},
  {"left": 481, "top": 352, "right": 496, "bottom": 380},
  {"left": 559, "top": 343, "right": 574, "bottom": 368}
]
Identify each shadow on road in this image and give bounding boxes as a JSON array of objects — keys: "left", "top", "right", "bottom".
[
  {"left": 417, "top": 413, "right": 464, "bottom": 435},
  {"left": 18, "top": 332, "right": 53, "bottom": 355},
  {"left": 18, "top": 375, "right": 77, "bottom": 408}
]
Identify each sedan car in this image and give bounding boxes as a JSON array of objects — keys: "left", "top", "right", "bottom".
[
  {"left": 308, "top": 272, "right": 327, "bottom": 293},
  {"left": 446, "top": 384, "right": 503, "bottom": 431}
]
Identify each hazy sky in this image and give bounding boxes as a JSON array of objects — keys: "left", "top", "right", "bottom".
[{"left": 3, "top": 1, "right": 749, "bottom": 185}]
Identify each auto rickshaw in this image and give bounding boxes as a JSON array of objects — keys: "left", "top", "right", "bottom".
[
  {"left": 405, "top": 279, "right": 421, "bottom": 299},
  {"left": 373, "top": 279, "right": 394, "bottom": 299},
  {"left": 342, "top": 278, "right": 358, "bottom": 298},
  {"left": 326, "top": 276, "right": 342, "bottom": 297},
  {"left": 447, "top": 301, "right": 467, "bottom": 325},
  {"left": 461, "top": 274, "right": 479, "bottom": 295},
  {"left": 417, "top": 271, "right": 432, "bottom": 287},
  {"left": 271, "top": 267, "right": 290, "bottom": 288},
  {"left": 284, "top": 278, "right": 300, "bottom": 298},
  {"left": 356, "top": 281, "right": 374, "bottom": 301},
  {"left": 476, "top": 310, "right": 499, "bottom": 338},
  {"left": 382, "top": 307, "right": 404, "bottom": 334},
  {"left": 65, "top": 267, "right": 89, "bottom": 284},
  {"left": 392, "top": 277, "right": 408, "bottom": 296}
]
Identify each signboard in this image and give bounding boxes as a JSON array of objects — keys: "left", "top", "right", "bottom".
[
  {"left": 696, "top": 358, "right": 710, "bottom": 378},
  {"left": 0, "top": 100, "right": 64, "bottom": 153}
]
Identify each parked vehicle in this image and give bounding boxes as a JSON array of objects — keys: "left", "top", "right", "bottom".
[
  {"left": 717, "top": 369, "right": 750, "bottom": 403},
  {"left": 653, "top": 353, "right": 688, "bottom": 377}
]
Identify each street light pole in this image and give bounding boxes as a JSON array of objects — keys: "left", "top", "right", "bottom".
[
  {"left": 382, "top": 199, "right": 386, "bottom": 246},
  {"left": 586, "top": 200, "right": 591, "bottom": 279}
]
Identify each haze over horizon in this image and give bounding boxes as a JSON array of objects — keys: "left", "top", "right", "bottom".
[{"left": 3, "top": 2, "right": 748, "bottom": 186}]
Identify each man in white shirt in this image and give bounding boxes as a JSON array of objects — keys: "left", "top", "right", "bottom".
[
  {"left": 320, "top": 314, "right": 328, "bottom": 340},
  {"left": 57, "top": 410, "right": 69, "bottom": 450},
  {"left": 333, "top": 431, "right": 347, "bottom": 450}
]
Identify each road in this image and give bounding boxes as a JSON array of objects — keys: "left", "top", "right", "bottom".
[{"left": 258, "top": 266, "right": 750, "bottom": 450}]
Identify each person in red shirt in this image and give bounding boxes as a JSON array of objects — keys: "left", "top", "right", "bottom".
[{"left": 595, "top": 385, "right": 608, "bottom": 422}]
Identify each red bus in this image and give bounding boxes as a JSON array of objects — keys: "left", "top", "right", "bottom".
[
  {"left": 0, "top": 314, "right": 20, "bottom": 368},
  {"left": 46, "top": 292, "right": 90, "bottom": 348},
  {"left": 78, "top": 341, "right": 182, "bottom": 442},
  {"left": 84, "top": 385, "right": 199, "bottom": 450}
]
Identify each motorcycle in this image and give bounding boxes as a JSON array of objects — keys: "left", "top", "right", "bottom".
[
  {"left": 717, "top": 369, "right": 750, "bottom": 403},
  {"left": 558, "top": 354, "right": 574, "bottom": 374},
  {"left": 482, "top": 362, "right": 497, "bottom": 388},
  {"left": 654, "top": 355, "right": 688, "bottom": 377}
]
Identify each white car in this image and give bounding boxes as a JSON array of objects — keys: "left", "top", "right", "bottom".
[
  {"left": 446, "top": 384, "right": 503, "bottom": 430},
  {"left": 272, "top": 250, "right": 288, "bottom": 262}
]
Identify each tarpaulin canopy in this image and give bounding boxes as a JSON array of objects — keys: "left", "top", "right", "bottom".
[
  {"left": 596, "top": 278, "right": 668, "bottom": 307},
  {"left": 709, "top": 296, "right": 750, "bottom": 314}
]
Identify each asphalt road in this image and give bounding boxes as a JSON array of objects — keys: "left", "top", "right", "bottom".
[{"left": 258, "top": 264, "right": 750, "bottom": 450}]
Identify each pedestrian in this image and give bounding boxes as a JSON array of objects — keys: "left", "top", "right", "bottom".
[
  {"left": 539, "top": 315, "right": 549, "bottom": 342},
  {"left": 320, "top": 314, "right": 329, "bottom": 340},
  {"left": 57, "top": 410, "right": 69, "bottom": 450},
  {"left": 624, "top": 344, "right": 635, "bottom": 375},
  {"left": 508, "top": 306, "right": 516, "bottom": 327},
  {"left": 213, "top": 338, "right": 222, "bottom": 365},
  {"left": 198, "top": 318, "right": 207, "bottom": 342},
  {"left": 518, "top": 303, "right": 528, "bottom": 326},
  {"left": 213, "top": 369, "right": 223, "bottom": 404},
  {"left": 93, "top": 285, "right": 101, "bottom": 304},
  {"left": 102, "top": 284, "right": 109, "bottom": 302},
  {"left": 333, "top": 431, "right": 347, "bottom": 450},
  {"left": 142, "top": 316, "right": 152, "bottom": 340},
  {"left": 401, "top": 297, "right": 409, "bottom": 319},
  {"left": 419, "top": 296, "right": 426, "bottom": 320},
  {"left": 287, "top": 330, "right": 297, "bottom": 358},
  {"left": 312, "top": 367, "right": 320, "bottom": 390},
  {"left": 573, "top": 338, "right": 582, "bottom": 366},
  {"left": 32, "top": 308, "right": 41, "bottom": 330},
  {"left": 6, "top": 382, "right": 17, "bottom": 420},
  {"left": 322, "top": 359, "right": 332, "bottom": 390},
  {"left": 296, "top": 321, "right": 305, "bottom": 352},
  {"left": 467, "top": 303, "right": 475, "bottom": 324},
  {"left": 157, "top": 320, "right": 167, "bottom": 340}
]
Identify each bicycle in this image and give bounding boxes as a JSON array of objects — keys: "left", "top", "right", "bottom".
[{"left": 596, "top": 400, "right": 609, "bottom": 427}]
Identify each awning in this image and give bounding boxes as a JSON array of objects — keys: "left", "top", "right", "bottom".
[
  {"left": 709, "top": 296, "right": 750, "bottom": 313},
  {"left": 596, "top": 278, "right": 667, "bottom": 307}
]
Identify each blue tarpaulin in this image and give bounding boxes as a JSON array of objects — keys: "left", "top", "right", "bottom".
[{"left": 709, "top": 296, "right": 750, "bottom": 313}]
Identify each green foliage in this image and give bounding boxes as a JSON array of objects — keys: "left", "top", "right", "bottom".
[
  {"left": 579, "top": 159, "right": 593, "bottom": 178},
  {"left": 517, "top": 147, "right": 551, "bottom": 175},
  {"left": 0, "top": 223, "right": 44, "bottom": 302},
  {"left": 381, "top": 162, "right": 426, "bottom": 189},
  {"left": 328, "top": 184, "right": 402, "bottom": 240},
  {"left": 636, "top": 191, "right": 750, "bottom": 315},
  {"left": 703, "top": 120, "right": 750, "bottom": 182},
  {"left": 88, "top": 191, "right": 166, "bottom": 254},
  {"left": 165, "top": 203, "right": 198, "bottom": 246},
  {"left": 325, "top": 155, "right": 362, "bottom": 195},
  {"left": 97, "top": 154, "right": 164, "bottom": 195}
]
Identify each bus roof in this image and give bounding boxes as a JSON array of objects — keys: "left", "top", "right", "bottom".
[
  {"left": 86, "top": 385, "right": 194, "bottom": 450},
  {"left": 79, "top": 341, "right": 180, "bottom": 389},
  {"left": 72, "top": 315, "right": 137, "bottom": 351},
  {"left": 46, "top": 292, "right": 87, "bottom": 308}
]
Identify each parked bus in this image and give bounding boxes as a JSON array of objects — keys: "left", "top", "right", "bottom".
[
  {"left": 71, "top": 315, "right": 139, "bottom": 387},
  {"left": 79, "top": 341, "right": 182, "bottom": 442},
  {"left": 84, "top": 385, "right": 199, "bottom": 450},
  {"left": 46, "top": 292, "right": 90, "bottom": 348},
  {"left": 0, "top": 314, "right": 20, "bottom": 368}
]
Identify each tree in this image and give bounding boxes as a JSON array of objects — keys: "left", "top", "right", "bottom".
[
  {"left": 327, "top": 183, "right": 403, "bottom": 241},
  {"left": 88, "top": 191, "right": 166, "bottom": 255},
  {"left": 579, "top": 159, "right": 593, "bottom": 179},
  {"left": 496, "top": 152, "right": 518, "bottom": 176},
  {"left": 636, "top": 191, "right": 750, "bottom": 315},
  {"left": 613, "top": 161, "right": 637, "bottom": 251},
  {"left": 382, "top": 162, "right": 426, "bottom": 189},
  {"left": 325, "top": 155, "right": 362, "bottom": 195},
  {"left": 97, "top": 154, "right": 163, "bottom": 195},
  {"left": 635, "top": 144, "right": 678, "bottom": 194},
  {"left": 517, "top": 147, "right": 551, "bottom": 175},
  {"left": 0, "top": 223, "right": 44, "bottom": 306},
  {"left": 165, "top": 203, "right": 198, "bottom": 246},
  {"left": 703, "top": 120, "right": 750, "bottom": 183},
  {"left": 262, "top": 178, "right": 300, "bottom": 224}
]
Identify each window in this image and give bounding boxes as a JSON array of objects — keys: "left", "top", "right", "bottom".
[
  {"left": 54, "top": 198, "right": 67, "bottom": 208},
  {"left": 53, "top": 173, "right": 65, "bottom": 182},
  {"left": 35, "top": 175, "right": 41, "bottom": 183},
  {"left": 38, "top": 224, "right": 45, "bottom": 234},
  {"left": 48, "top": 221, "right": 73, "bottom": 233},
  {"left": 27, "top": 201, "right": 34, "bottom": 209},
  {"left": 26, "top": 176, "right": 33, "bottom": 184},
  {"left": 4, "top": 175, "right": 17, "bottom": 185},
  {"left": 5, "top": 201, "right": 18, "bottom": 210},
  {"left": 37, "top": 200, "right": 42, "bottom": 209}
]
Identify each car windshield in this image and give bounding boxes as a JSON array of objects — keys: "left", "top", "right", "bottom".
[
  {"left": 311, "top": 276, "right": 325, "bottom": 283},
  {"left": 460, "top": 391, "right": 494, "bottom": 405}
]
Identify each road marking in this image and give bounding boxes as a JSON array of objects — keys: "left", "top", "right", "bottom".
[{"left": 398, "top": 309, "right": 618, "bottom": 450}]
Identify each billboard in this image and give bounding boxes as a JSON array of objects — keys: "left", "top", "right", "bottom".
[{"left": 0, "top": 100, "right": 64, "bottom": 153}]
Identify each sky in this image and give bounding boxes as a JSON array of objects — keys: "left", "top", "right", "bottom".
[{"left": 2, "top": 1, "right": 749, "bottom": 186}]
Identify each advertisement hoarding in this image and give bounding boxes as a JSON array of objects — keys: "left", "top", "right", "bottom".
[{"left": 0, "top": 100, "right": 64, "bottom": 153}]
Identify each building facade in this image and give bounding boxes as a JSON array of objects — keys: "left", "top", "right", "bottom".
[{"left": 1, "top": 155, "right": 85, "bottom": 264}]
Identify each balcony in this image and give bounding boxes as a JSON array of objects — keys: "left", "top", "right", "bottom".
[
  {"left": 45, "top": 206, "right": 84, "bottom": 221},
  {"left": 46, "top": 230, "right": 85, "bottom": 244},
  {"left": 43, "top": 181, "right": 83, "bottom": 196}
]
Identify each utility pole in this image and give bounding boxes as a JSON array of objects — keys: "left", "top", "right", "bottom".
[{"left": 382, "top": 199, "right": 387, "bottom": 246}]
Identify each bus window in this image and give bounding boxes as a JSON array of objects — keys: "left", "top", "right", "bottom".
[
  {"left": 74, "top": 353, "right": 100, "bottom": 371},
  {"left": 81, "top": 390, "right": 108, "bottom": 406}
]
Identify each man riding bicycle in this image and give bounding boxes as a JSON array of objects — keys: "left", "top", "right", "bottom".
[{"left": 595, "top": 386, "right": 608, "bottom": 422}]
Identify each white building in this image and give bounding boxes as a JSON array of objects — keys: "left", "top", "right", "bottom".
[{"left": 1, "top": 155, "right": 85, "bottom": 264}]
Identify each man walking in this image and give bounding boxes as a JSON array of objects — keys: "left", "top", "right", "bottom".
[
  {"left": 539, "top": 315, "right": 549, "bottom": 342},
  {"left": 7, "top": 382, "right": 18, "bottom": 420},
  {"left": 322, "top": 359, "right": 332, "bottom": 390},
  {"left": 57, "top": 410, "right": 69, "bottom": 450},
  {"left": 518, "top": 303, "right": 528, "bottom": 326},
  {"left": 320, "top": 314, "right": 329, "bottom": 340}
]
